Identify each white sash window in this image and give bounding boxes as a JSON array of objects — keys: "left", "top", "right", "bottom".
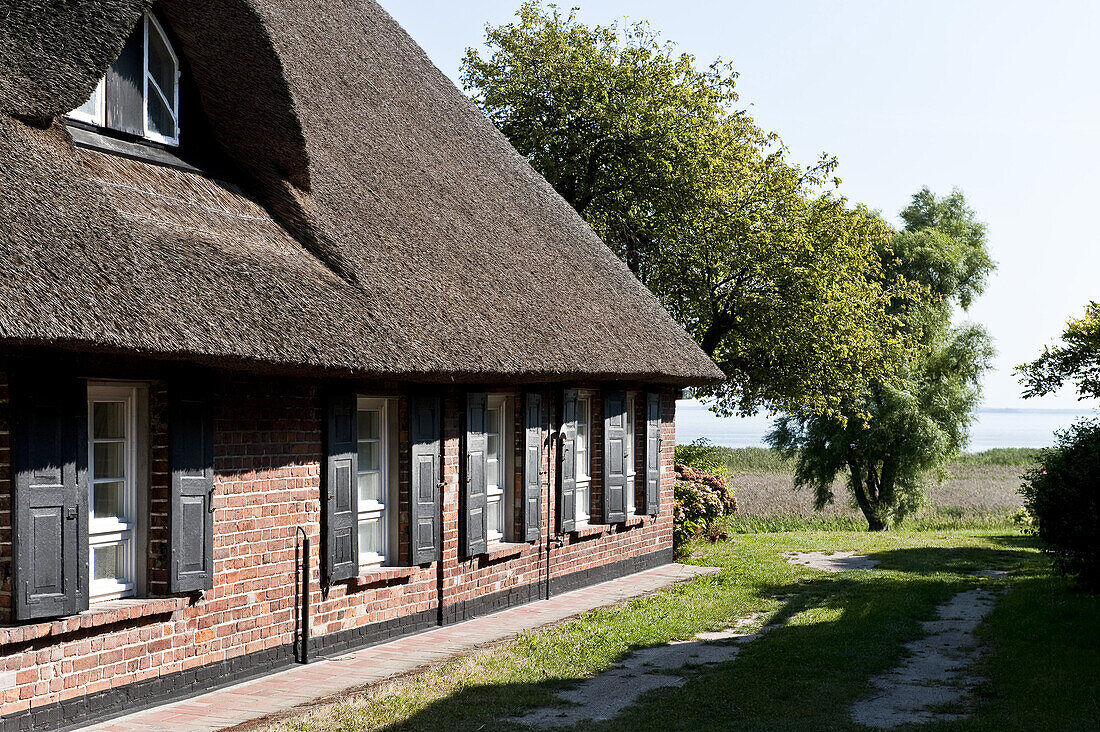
[
  {"left": 625, "top": 392, "right": 637, "bottom": 514},
  {"left": 67, "top": 12, "right": 181, "bottom": 146},
  {"left": 485, "top": 395, "right": 513, "bottom": 542},
  {"left": 88, "top": 384, "right": 147, "bottom": 602},
  {"left": 357, "top": 397, "right": 397, "bottom": 567},
  {"left": 575, "top": 393, "right": 592, "bottom": 525}
]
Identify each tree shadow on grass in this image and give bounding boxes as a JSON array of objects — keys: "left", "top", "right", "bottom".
[
  {"left": 377, "top": 564, "right": 996, "bottom": 732},
  {"left": 980, "top": 533, "right": 1041, "bottom": 550},
  {"left": 865, "top": 544, "right": 1039, "bottom": 576},
  {"left": 598, "top": 578, "right": 959, "bottom": 731}
]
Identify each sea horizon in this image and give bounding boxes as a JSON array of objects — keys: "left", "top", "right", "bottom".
[{"left": 676, "top": 400, "right": 1100, "bottom": 451}]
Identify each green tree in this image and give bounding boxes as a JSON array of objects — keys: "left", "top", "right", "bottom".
[
  {"left": 1018, "top": 305, "right": 1100, "bottom": 587},
  {"left": 1018, "top": 302, "right": 1100, "bottom": 401},
  {"left": 462, "top": 2, "right": 913, "bottom": 417},
  {"left": 768, "top": 189, "right": 996, "bottom": 530}
]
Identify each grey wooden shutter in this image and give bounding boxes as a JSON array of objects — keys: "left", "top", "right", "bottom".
[
  {"left": 169, "top": 387, "right": 215, "bottom": 593},
  {"left": 323, "top": 392, "right": 358, "bottom": 584},
  {"left": 462, "top": 392, "right": 488, "bottom": 557},
  {"left": 523, "top": 393, "right": 542, "bottom": 542},
  {"left": 105, "top": 19, "right": 144, "bottom": 136},
  {"left": 602, "top": 391, "right": 628, "bottom": 523},
  {"left": 410, "top": 394, "right": 441, "bottom": 564},
  {"left": 557, "top": 389, "right": 578, "bottom": 533},
  {"left": 12, "top": 376, "right": 88, "bottom": 620},
  {"left": 645, "top": 393, "right": 662, "bottom": 516}
]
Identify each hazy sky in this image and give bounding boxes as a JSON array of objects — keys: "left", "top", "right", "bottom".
[{"left": 381, "top": 0, "right": 1099, "bottom": 410}]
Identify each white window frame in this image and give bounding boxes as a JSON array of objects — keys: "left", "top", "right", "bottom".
[
  {"left": 357, "top": 397, "right": 398, "bottom": 568},
  {"left": 625, "top": 392, "right": 637, "bottom": 514},
  {"left": 143, "top": 12, "right": 180, "bottom": 146},
  {"left": 574, "top": 392, "right": 593, "bottom": 526},
  {"left": 485, "top": 394, "right": 513, "bottom": 543},
  {"left": 64, "top": 11, "right": 180, "bottom": 147},
  {"left": 67, "top": 77, "right": 105, "bottom": 126},
  {"left": 88, "top": 383, "right": 146, "bottom": 603}
]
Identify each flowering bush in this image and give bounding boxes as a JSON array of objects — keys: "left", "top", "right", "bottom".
[{"left": 674, "top": 464, "right": 737, "bottom": 553}]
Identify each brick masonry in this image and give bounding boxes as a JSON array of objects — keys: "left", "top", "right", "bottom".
[{"left": 0, "top": 356, "right": 678, "bottom": 730}]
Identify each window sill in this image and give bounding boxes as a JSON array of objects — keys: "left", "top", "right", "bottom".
[
  {"left": 570, "top": 524, "right": 609, "bottom": 539},
  {"left": 68, "top": 124, "right": 201, "bottom": 173},
  {"left": 351, "top": 565, "right": 419, "bottom": 586},
  {"left": 482, "top": 542, "right": 532, "bottom": 561},
  {"left": 0, "top": 597, "right": 189, "bottom": 647}
]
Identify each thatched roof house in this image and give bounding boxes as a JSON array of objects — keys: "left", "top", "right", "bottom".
[
  {"left": 0, "top": 2, "right": 721, "bottom": 728},
  {"left": 0, "top": 0, "right": 720, "bottom": 386}
]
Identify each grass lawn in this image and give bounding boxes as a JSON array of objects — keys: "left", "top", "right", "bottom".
[{"left": 265, "top": 528, "right": 1099, "bottom": 731}]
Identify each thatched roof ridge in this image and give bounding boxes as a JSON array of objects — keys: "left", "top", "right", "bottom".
[{"left": 0, "top": 0, "right": 723, "bottom": 386}]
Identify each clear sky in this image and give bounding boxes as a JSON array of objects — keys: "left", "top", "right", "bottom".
[{"left": 380, "top": 0, "right": 1100, "bottom": 410}]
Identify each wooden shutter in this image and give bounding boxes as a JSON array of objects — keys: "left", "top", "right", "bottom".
[
  {"left": 645, "top": 393, "right": 662, "bottom": 516},
  {"left": 523, "top": 393, "right": 542, "bottom": 542},
  {"left": 105, "top": 19, "right": 144, "bottom": 136},
  {"left": 557, "top": 389, "right": 578, "bottom": 533},
  {"left": 462, "top": 392, "right": 488, "bottom": 557},
  {"left": 410, "top": 394, "right": 441, "bottom": 564},
  {"left": 602, "top": 391, "right": 628, "bottom": 523},
  {"left": 169, "top": 387, "right": 215, "bottom": 592},
  {"left": 12, "top": 376, "right": 88, "bottom": 620},
  {"left": 323, "top": 392, "right": 358, "bottom": 584}
]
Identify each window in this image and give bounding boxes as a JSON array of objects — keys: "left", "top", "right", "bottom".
[
  {"left": 485, "top": 395, "right": 513, "bottom": 542},
  {"left": 88, "top": 384, "right": 147, "bottom": 602},
  {"left": 625, "top": 392, "right": 637, "bottom": 514},
  {"left": 67, "top": 12, "right": 180, "bottom": 146},
  {"left": 575, "top": 393, "right": 592, "bottom": 525},
  {"left": 357, "top": 397, "right": 397, "bottom": 567},
  {"left": 70, "top": 77, "right": 105, "bottom": 128}
]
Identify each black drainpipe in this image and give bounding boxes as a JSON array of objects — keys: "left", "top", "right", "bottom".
[{"left": 294, "top": 526, "right": 310, "bottom": 664}]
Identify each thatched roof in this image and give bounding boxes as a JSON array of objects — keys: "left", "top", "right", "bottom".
[{"left": 0, "top": 0, "right": 723, "bottom": 386}]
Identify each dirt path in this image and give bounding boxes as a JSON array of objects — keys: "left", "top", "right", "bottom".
[
  {"left": 511, "top": 613, "right": 773, "bottom": 728},
  {"left": 782, "top": 551, "right": 879, "bottom": 572},
  {"left": 849, "top": 588, "right": 999, "bottom": 728}
]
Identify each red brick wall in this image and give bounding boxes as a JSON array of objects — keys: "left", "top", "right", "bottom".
[{"left": 0, "top": 369, "right": 677, "bottom": 718}]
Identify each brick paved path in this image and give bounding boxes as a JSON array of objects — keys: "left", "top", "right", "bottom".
[{"left": 80, "top": 563, "right": 718, "bottom": 732}]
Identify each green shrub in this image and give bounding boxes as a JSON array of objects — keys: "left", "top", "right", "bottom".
[
  {"left": 673, "top": 464, "right": 737, "bottom": 555},
  {"left": 1011, "top": 506, "right": 1037, "bottom": 534},
  {"left": 1021, "top": 419, "right": 1100, "bottom": 589},
  {"left": 674, "top": 438, "right": 728, "bottom": 476}
]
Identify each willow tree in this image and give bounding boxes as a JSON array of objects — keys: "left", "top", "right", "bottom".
[
  {"left": 768, "top": 189, "right": 996, "bottom": 530},
  {"left": 462, "top": 2, "right": 912, "bottom": 417}
]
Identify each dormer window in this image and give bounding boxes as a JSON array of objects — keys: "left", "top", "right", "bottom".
[{"left": 69, "top": 12, "right": 180, "bottom": 146}]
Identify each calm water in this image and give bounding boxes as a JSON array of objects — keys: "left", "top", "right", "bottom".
[{"left": 676, "top": 400, "right": 1100, "bottom": 450}]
